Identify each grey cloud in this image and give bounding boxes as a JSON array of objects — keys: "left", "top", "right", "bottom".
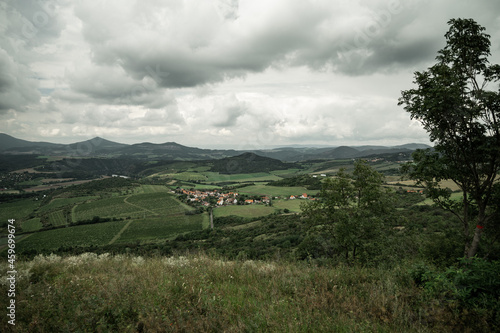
[
  {"left": 215, "top": 0, "right": 239, "bottom": 20},
  {"left": 60, "top": 65, "right": 177, "bottom": 109},
  {"left": 211, "top": 96, "right": 248, "bottom": 128},
  {"left": 212, "top": 105, "right": 245, "bottom": 127},
  {"left": 4, "top": 0, "right": 66, "bottom": 48},
  {"left": 0, "top": 49, "right": 40, "bottom": 112},
  {"left": 73, "top": 0, "right": 443, "bottom": 89},
  {"left": 72, "top": 1, "right": 336, "bottom": 88}
]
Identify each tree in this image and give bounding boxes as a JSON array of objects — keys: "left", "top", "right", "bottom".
[
  {"left": 302, "top": 160, "right": 393, "bottom": 262},
  {"left": 399, "top": 18, "right": 500, "bottom": 258}
]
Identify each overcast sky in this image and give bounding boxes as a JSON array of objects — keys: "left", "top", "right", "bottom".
[{"left": 1, "top": 0, "right": 499, "bottom": 149}]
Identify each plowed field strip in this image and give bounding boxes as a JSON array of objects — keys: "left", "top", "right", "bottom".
[{"left": 108, "top": 220, "right": 133, "bottom": 245}]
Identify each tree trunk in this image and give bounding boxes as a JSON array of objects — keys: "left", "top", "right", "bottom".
[
  {"left": 467, "top": 226, "right": 483, "bottom": 258},
  {"left": 467, "top": 206, "right": 486, "bottom": 258}
]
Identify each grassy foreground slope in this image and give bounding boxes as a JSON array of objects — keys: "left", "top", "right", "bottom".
[{"left": 0, "top": 253, "right": 460, "bottom": 333}]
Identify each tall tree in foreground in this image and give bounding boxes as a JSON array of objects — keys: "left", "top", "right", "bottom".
[{"left": 399, "top": 18, "right": 500, "bottom": 258}]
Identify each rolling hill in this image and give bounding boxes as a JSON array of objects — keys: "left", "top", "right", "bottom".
[
  {"left": 0, "top": 133, "right": 431, "bottom": 162},
  {"left": 209, "top": 152, "right": 299, "bottom": 174}
]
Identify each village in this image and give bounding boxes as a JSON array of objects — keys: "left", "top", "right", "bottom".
[{"left": 175, "top": 187, "right": 313, "bottom": 208}]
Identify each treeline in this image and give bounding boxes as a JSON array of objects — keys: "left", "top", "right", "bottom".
[
  {"left": 0, "top": 154, "right": 45, "bottom": 172},
  {"left": 267, "top": 174, "right": 322, "bottom": 189}
]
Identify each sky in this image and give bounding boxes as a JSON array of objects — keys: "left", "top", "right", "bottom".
[{"left": 1, "top": 0, "right": 499, "bottom": 149}]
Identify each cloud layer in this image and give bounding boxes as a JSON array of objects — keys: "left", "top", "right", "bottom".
[{"left": 1, "top": 0, "right": 500, "bottom": 148}]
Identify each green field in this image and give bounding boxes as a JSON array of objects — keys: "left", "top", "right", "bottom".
[
  {"left": 167, "top": 172, "right": 208, "bottom": 181},
  {"left": 38, "top": 196, "right": 99, "bottom": 213},
  {"left": 213, "top": 205, "right": 275, "bottom": 218},
  {"left": 273, "top": 199, "right": 305, "bottom": 213},
  {"left": 73, "top": 196, "right": 142, "bottom": 220},
  {"left": 203, "top": 172, "right": 281, "bottom": 183},
  {"left": 270, "top": 168, "right": 303, "bottom": 176},
  {"left": 0, "top": 199, "right": 39, "bottom": 223},
  {"left": 22, "top": 218, "right": 43, "bottom": 232},
  {"left": 16, "top": 220, "right": 128, "bottom": 253},
  {"left": 175, "top": 182, "right": 222, "bottom": 190},
  {"left": 49, "top": 210, "right": 67, "bottom": 227},
  {"left": 114, "top": 214, "right": 206, "bottom": 244},
  {"left": 417, "top": 191, "right": 463, "bottom": 206},
  {"left": 126, "top": 192, "right": 191, "bottom": 216},
  {"left": 134, "top": 185, "right": 171, "bottom": 193},
  {"left": 238, "top": 184, "right": 318, "bottom": 197},
  {"left": 72, "top": 191, "right": 192, "bottom": 221}
]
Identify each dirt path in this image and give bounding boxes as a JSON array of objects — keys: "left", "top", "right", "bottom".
[{"left": 108, "top": 220, "right": 133, "bottom": 245}]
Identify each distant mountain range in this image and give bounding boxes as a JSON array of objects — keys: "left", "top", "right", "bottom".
[{"left": 0, "top": 133, "right": 431, "bottom": 162}]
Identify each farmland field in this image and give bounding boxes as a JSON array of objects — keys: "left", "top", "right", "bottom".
[
  {"left": 417, "top": 192, "right": 463, "bottom": 206},
  {"left": 0, "top": 199, "right": 39, "bottom": 223},
  {"left": 174, "top": 182, "right": 221, "bottom": 190},
  {"left": 273, "top": 199, "right": 304, "bottom": 213},
  {"left": 113, "top": 214, "right": 206, "bottom": 244},
  {"left": 203, "top": 172, "right": 281, "bottom": 183},
  {"left": 22, "top": 218, "right": 43, "bottom": 232},
  {"left": 16, "top": 220, "right": 127, "bottom": 253},
  {"left": 125, "top": 192, "right": 192, "bottom": 216},
  {"left": 37, "top": 196, "right": 99, "bottom": 213},
  {"left": 167, "top": 172, "right": 207, "bottom": 181},
  {"left": 213, "top": 205, "right": 275, "bottom": 218},
  {"left": 134, "top": 185, "right": 171, "bottom": 193},
  {"left": 72, "top": 192, "right": 192, "bottom": 221},
  {"left": 238, "top": 184, "right": 318, "bottom": 197},
  {"left": 73, "top": 196, "right": 143, "bottom": 220},
  {"left": 270, "top": 168, "right": 303, "bottom": 176},
  {"left": 49, "top": 210, "right": 67, "bottom": 227}
]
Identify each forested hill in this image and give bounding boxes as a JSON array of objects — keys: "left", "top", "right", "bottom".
[{"left": 209, "top": 153, "right": 299, "bottom": 174}]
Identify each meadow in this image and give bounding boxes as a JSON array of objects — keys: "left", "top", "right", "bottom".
[
  {"left": 213, "top": 205, "right": 275, "bottom": 218},
  {"left": 238, "top": 184, "right": 318, "bottom": 197},
  {"left": 1, "top": 253, "right": 489, "bottom": 332},
  {"left": 273, "top": 199, "right": 304, "bottom": 213}
]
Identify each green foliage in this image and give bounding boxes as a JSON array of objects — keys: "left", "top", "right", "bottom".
[
  {"left": 302, "top": 160, "right": 395, "bottom": 263},
  {"left": 417, "top": 257, "right": 500, "bottom": 327},
  {"left": 399, "top": 18, "right": 500, "bottom": 258}
]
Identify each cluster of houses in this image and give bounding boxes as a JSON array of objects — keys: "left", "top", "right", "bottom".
[
  {"left": 177, "top": 188, "right": 240, "bottom": 207},
  {"left": 176, "top": 188, "right": 313, "bottom": 207}
]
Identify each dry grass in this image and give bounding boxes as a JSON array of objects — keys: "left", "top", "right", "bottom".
[{"left": 0, "top": 253, "right": 463, "bottom": 332}]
